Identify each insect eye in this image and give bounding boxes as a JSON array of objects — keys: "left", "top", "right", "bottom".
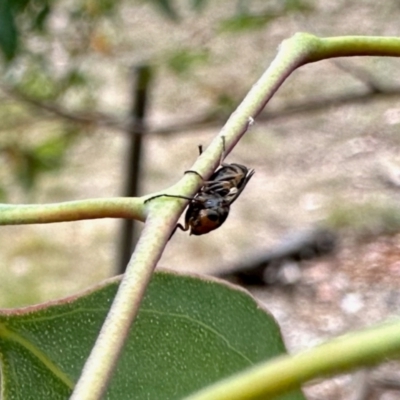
[{"left": 206, "top": 211, "right": 219, "bottom": 221}]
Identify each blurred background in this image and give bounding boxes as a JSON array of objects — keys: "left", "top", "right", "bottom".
[{"left": 1, "top": 1, "right": 400, "bottom": 398}]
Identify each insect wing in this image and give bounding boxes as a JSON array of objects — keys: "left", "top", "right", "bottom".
[
  {"left": 202, "top": 164, "right": 247, "bottom": 196},
  {"left": 225, "top": 167, "right": 255, "bottom": 205}
]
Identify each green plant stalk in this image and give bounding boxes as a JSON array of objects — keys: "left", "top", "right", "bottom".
[
  {"left": 70, "top": 182, "right": 201, "bottom": 400},
  {"left": 307, "top": 35, "right": 400, "bottom": 60},
  {"left": 6, "top": 33, "right": 399, "bottom": 400},
  {"left": 0, "top": 197, "right": 146, "bottom": 224},
  {"left": 185, "top": 319, "right": 400, "bottom": 400}
]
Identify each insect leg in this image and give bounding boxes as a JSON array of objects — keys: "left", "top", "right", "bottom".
[
  {"left": 185, "top": 138, "right": 225, "bottom": 179},
  {"left": 144, "top": 194, "right": 195, "bottom": 203},
  {"left": 183, "top": 170, "right": 204, "bottom": 179},
  {"left": 169, "top": 222, "right": 189, "bottom": 240},
  {"left": 219, "top": 135, "right": 227, "bottom": 164},
  {"left": 183, "top": 144, "right": 205, "bottom": 178}
]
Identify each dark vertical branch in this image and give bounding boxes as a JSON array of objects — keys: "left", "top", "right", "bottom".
[{"left": 117, "top": 65, "right": 153, "bottom": 274}]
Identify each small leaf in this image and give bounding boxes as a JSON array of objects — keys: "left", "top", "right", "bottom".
[
  {"left": 18, "top": 64, "right": 58, "bottom": 100},
  {"left": 190, "top": 0, "right": 207, "bottom": 11},
  {"left": 31, "top": 2, "right": 51, "bottom": 31},
  {"left": 3, "top": 131, "right": 76, "bottom": 192},
  {"left": 0, "top": 271, "right": 304, "bottom": 400},
  {"left": 167, "top": 49, "right": 209, "bottom": 75},
  {"left": 0, "top": 0, "right": 18, "bottom": 60},
  {"left": 284, "top": 0, "right": 314, "bottom": 12},
  {"left": 148, "top": 0, "right": 180, "bottom": 21},
  {"left": 219, "top": 12, "right": 276, "bottom": 33},
  {"left": 33, "top": 133, "right": 75, "bottom": 171}
]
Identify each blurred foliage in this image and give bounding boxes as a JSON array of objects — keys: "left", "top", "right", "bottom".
[
  {"left": 0, "top": 0, "right": 312, "bottom": 198},
  {"left": 141, "top": 0, "right": 208, "bottom": 21},
  {"left": 327, "top": 200, "right": 400, "bottom": 238},
  {"left": 2, "top": 130, "right": 77, "bottom": 192},
  {"left": 0, "top": 0, "right": 123, "bottom": 196},
  {"left": 0, "top": 0, "right": 17, "bottom": 60},
  {"left": 166, "top": 48, "right": 209, "bottom": 75},
  {"left": 219, "top": 0, "right": 313, "bottom": 32}
]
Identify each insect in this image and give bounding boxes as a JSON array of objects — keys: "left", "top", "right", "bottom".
[{"left": 145, "top": 137, "right": 255, "bottom": 236}]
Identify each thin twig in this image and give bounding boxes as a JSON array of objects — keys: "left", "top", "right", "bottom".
[
  {"left": 4, "top": 74, "right": 400, "bottom": 137},
  {"left": 0, "top": 197, "right": 146, "bottom": 225},
  {"left": 0, "top": 85, "right": 124, "bottom": 129}
]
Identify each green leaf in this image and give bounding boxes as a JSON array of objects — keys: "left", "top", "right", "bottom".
[
  {"left": 18, "top": 64, "right": 58, "bottom": 100},
  {"left": 33, "top": 132, "right": 75, "bottom": 172},
  {"left": 219, "top": 1, "right": 313, "bottom": 33},
  {"left": 167, "top": 48, "right": 209, "bottom": 75},
  {"left": 190, "top": 0, "right": 207, "bottom": 11},
  {"left": 7, "top": 132, "right": 74, "bottom": 192},
  {"left": 30, "top": 2, "right": 51, "bottom": 31},
  {"left": 0, "top": 271, "right": 304, "bottom": 400},
  {"left": 0, "top": 0, "right": 18, "bottom": 60},
  {"left": 219, "top": 12, "right": 276, "bottom": 33},
  {"left": 147, "top": 0, "right": 180, "bottom": 21},
  {"left": 283, "top": 0, "right": 314, "bottom": 13}
]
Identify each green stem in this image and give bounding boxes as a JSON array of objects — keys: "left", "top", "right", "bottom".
[
  {"left": 0, "top": 197, "right": 146, "bottom": 224},
  {"left": 70, "top": 191, "right": 194, "bottom": 400},
  {"left": 185, "top": 319, "right": 400, "bottom": 400},
  {"left": 304, "top": 34, "right": 400, "bottom": 62}
]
